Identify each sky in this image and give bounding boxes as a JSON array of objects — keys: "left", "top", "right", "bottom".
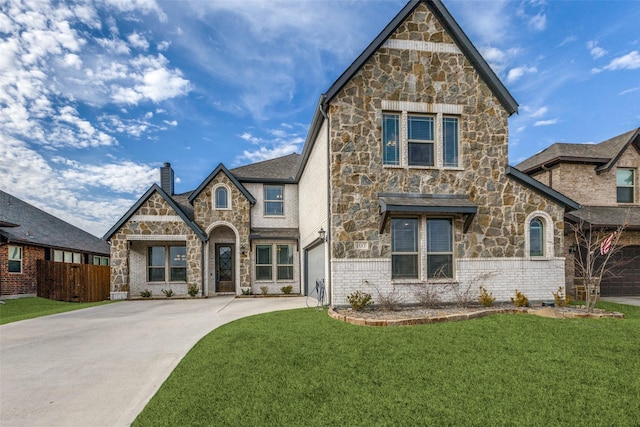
[{"left": 1, "top": 0, "right": 639, "bottom": 237}]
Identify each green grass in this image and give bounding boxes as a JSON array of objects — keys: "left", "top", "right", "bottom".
[
  {"left": 134, "top": 302, "right": 640, "bottom": 426},
  {"left": 0, "top": 297, "right": 114, "bottom": 325}
]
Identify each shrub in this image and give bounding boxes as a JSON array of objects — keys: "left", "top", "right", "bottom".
[
  {"left": 347, "top": 290, "right": 373, "bottom": 311},
  {"left": 368, "top": 281, "right": 403, "bottom": 311},
  {"left": 413, "top": 283, "right": 447, "bottom": 308},
  {"left": 511, "top": 289, "right": 529, "bottom": 307},
  {"left": 187, "top": 284, "right": 199, "bottom": 297},
  {"left": 260, "top": 286, "right": 268, "bottom": 295},
  {"left": 281, "top": 285, "right": 293, "bottom": 295},
  {"left": 478, "top": 286, "right": 496, "bottom": 307},
  {"left": 452, "top": 282, "right": 475, "bottom": 308},
  {"left": 552, "top": 286, "right": 572, "bottom": 307},
  {"left": 241, "top": 287, "right": 253, "bottom": 295},
  {"left": 140, "top": 289, "right": 152, "bottom": 298},
  {"left": 161, "top": 288, "right": 174, "bottom": 298}
]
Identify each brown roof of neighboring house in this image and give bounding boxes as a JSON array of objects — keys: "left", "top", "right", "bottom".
[
  {"left": 566, "top": 206, "right": 640, "bottom": 230},
  {"left": 0, "top": 189, "right": 110, "bottom": 255},
  {"left": 516, "top": 128, "right": 640, "bottom": 174}
]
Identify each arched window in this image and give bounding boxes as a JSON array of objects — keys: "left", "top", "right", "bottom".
[
  {"left": 215, "top": 186, "right": 228, "bottom": 209},
  {"left": 529, "top": 218, "right": 544, "bottom": 257}
]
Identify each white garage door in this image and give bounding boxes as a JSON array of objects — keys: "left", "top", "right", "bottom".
[{"left": 305, "top": 243, "right": 325, "bottom": 296}]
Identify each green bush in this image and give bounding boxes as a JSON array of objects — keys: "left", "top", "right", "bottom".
[
  {"left": 552, "top": 286, "right": 572, "bottom": 307},
  {"left": 140, "top": 289, "right": 152, "bottom": 298},
  {"left": 511, "top": 289, "right": 529, "bottom": 307},
  {"left": 478, "top": 286, "right": 496, "bottom": 307},
  {"left": 281, "top": 285, "right": 293, "bottom": 295},
  {"left": 187, "top": 284, "right": 199, "bottom": 297},
  {"left": 347, "top": 290, "right": 373, "bottom": 311},
  {"left": 161, "top": 288, "right": 174, "bottom": 298},
  {"left": 260, "top": 286, "right": 268, "bottom": 295},
  {"left": 241, "top": 288, "right": 253, "bottom": 295}
]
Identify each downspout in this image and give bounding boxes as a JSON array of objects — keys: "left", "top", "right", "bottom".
[
  {"left": 201, "top": 240, "right": 205, "bottom": 297},
  {"left": 320, "top": 96, "right": 332, "bottom": 306}
]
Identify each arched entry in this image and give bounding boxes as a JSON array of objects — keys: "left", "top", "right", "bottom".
[{"left": 206, "top": 223, "right": 240, "bottom": 295}]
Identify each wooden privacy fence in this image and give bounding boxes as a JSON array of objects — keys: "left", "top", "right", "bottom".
[{"left": 37, "top": 260, "right": 110, "bottom": 302}]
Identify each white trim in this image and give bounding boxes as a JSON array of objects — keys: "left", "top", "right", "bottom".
[
  {"left": 524, "top": 211, "right": 555, "bottom": 259},
  {"left": 212, "top": 183, "right": 232, "bottom": 211},
  {"left": 130, "top": 215, "right": 183, "bottom": 222},
  {"left": 383, "top": 39, "right": 461, "bottom": 54},
  {"left": 381, "top": 100, "right": 464, "bottom": 115},
  {"left": 126, "top": 235, "right": 188, "bottom": 241}
]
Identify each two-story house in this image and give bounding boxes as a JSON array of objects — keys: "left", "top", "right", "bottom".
[
  {"left": 104, "top": 0, "right": 579, "bottom": 305},
  {"left": 517, "top": 128, "right": 640, "bottom": 296}
]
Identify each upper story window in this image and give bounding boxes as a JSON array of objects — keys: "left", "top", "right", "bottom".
[
  {"left": 264, "top": 185, "right": 284, "bottom": 216},
  {"left": 616, "top": 168, "right": 635, "bottom": 203},
  {"left": 529, "top": 218, "right": 544, "bottom": 257},
  {"left": 8, "top": 245, "right": 22, "bottom": 273},
  {"left": 382, "top": 111, "right": 460, "bottom": 168},
  {"left": 214, "top": 186, "right": 229, "bottom": 209}
]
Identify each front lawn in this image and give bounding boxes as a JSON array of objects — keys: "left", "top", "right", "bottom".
[
  {"left": 134, "top": 302, "right": 640, "bottom": 426},
  {"left": 0, "top": 297, "right": 114, "bottom": 325}
]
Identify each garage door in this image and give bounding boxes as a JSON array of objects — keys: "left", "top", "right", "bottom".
[
  {"left": 305, "top": 243, "right": 325, "bottom": 296},
  {"left": 600, "top": 245, "right": 640, "bottom": 296}
]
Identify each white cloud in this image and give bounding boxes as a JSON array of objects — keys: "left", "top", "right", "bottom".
[
  {"left": 619, "top": 87, "right": 640, "bottom": 96},
  {"left": 127, "top": 32, "right": 150, "bottom": 50},
  {"left": 533, "top": 118, "right": 558, "bottom": 126},
  {"left": 593, "top": 51, "right": 640, "bottom": 73},
  {"left": 528, "top": 13, "right": 546, "bottom": 31},
  {"left": 587, "top": 41, "right": 607, "bottom": 59},
  {"left": 235, "top": 124, "right": 306, "bottom": 165},
  {"left": 506, "top": 66, "right": 537, "bottom": 83},
  {"left": 522, "top": 106, "right": 548, "bottom": 118}
]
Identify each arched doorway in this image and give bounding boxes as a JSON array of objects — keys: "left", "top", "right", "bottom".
[{"left": 207, "top": 224, "right": 238, "bottom": 295}]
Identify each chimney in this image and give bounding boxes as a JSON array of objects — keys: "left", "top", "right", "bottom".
[{"left": 160, "top": 162, "right": 174, "bottom": 195}]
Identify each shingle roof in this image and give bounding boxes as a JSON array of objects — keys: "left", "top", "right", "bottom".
[
  {"left": 0, "top": 189, "right": 110, "bottom": 255},
  {"left": 515, "top": 128, "right": 640, "bottom": 174},
  {"left": 566, "top": 206, "right": 640, "bottom": 230},
  {"left": 230, "top": 153, "right": 301, "bottom": 182}
]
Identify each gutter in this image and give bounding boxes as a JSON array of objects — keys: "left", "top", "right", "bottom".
[{"left": 320, "top": 96, "right": 332, "bottom": 307}]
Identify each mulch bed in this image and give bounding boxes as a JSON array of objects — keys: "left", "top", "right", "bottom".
[{"left": 329, "top": 303, "right": 624, "bottom": 327}]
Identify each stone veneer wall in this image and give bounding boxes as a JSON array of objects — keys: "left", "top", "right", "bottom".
[
  {"left": 326, "top": 3, "right": 567, "bottom": 304},
  {"left": 191, "top": 173, "right": 252, "bottom": 288},
  {"left": 109, "top": 192, "right": 202, "bottom": 293}
]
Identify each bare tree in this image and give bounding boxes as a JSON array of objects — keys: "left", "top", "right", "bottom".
[{"left": 571, "top": 220, "right": 628, "bottom": 312}]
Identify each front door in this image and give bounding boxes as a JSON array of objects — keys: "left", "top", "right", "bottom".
[{"left": 216, "top": 244, "right": 235, "bottom": 293}]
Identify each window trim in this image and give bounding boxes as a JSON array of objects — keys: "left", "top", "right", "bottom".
[
  {"left": 147, "top": 245, "right": 187, "bottom": 283},
  {"left": 255, "top": 244, "right": 273, "bottom": 281},
  {"left": 407, "top": 114, "right": 435, "bottom": 167},
  {"left": 426, "top": 217, "right": 454, "bottom": 279},
  {"left": 525, "top": 211, "right": 554, "bottom": 260},
  {"left": 264, "top": 185, "right": 284, "bottom": 216},
  {"left": 382, "top": 109, "right": 461, "bottom": 170},
  {"left": 391, "top": 218, "right": 420, "bottom": 280},
  {"left": 8, "top": 245, "right": 22, "bottom": 274},
  {"left": 213, "top": 184, "right": 231, "bottom": 210},
  {"left": 529, "top": 218, "right": 544, "bottom": 257},
  {"left": 276, "top": 244, "right": 294, "bottom": 281},
  {"left": 254, "top": 242, "right": 296, "bottom": 282},
  {"left": 616, "top": 168, "right": 635, "bottom": 204}
]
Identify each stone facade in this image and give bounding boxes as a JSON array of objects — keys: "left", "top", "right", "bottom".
[
  {"left": 325, "top": 3, "right": 567, "bottom": 305},
  {"left": 109, "top": 192, "right": 202, "bottom": 294}
]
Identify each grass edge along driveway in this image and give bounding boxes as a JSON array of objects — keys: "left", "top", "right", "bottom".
[
  {"left": 134, "top": 301, "right": 640, "bottom": 426},
  {"left": 0, "top": 297, "right": 115, "bottom": 325}
]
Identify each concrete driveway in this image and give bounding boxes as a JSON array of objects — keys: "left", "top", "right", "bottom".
[{"left": 0, "top": 296, "right": 309, "bottom": 427}]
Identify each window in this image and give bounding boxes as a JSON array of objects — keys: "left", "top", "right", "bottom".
[
  {"left": 93, "top": 256, "right": 110, "bottom": 266},
  {"left": 8, "top": 245, "right": 22, "bottom": 273},
  {"left": 73, "top": 253, "right": 82, "bottom": 264},
  {"left": 148, "top": 247, "right": 165, "bottom": 282},
  {"left": 147, "top": 246, "right": 187, "bottom": 282},
  {"left": 382, "top": 111, "right": 460, "bottom": 168},
  {"left": 529, "top": 218, "right": 544, "bottom": 257},
  {"left": 617, "top": 169, "right": 635, "bottom": 203},
  {"left": 408, "top": 115, "right": 435, "bottom": 166},
  {"left": 255, "top": 245, "right": 272, "bottom": 280},
  {"left": 264, "top": 185, "right": 284, "bottom": 216},
  {"left": 54, "top": 250, "right": 63, "bottom": 262},
  {"left": 169, "top": 246, "right": 187, "bottom": 281},
  {"left": 55, "top": 250, "right": 81, "bottom": 263},
  {"left": 383, "top": 113, "right": 400, "bottom": 165},
  {"left": 277, "top": 244, "right": 294, "bottom": 280},
  {"left": 391, "top": 218, "right": 419, "bottom": 279},
  {"left": 443, "top": 117, "right": 459, "bottom": 167},
  {"left": 427, "top": 218, "right": 453, "bottom": 278},
  {"left": 215, "top": 186, "right": 228, "bottom": 209}
]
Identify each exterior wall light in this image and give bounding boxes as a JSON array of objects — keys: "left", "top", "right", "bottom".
[
  {"left": 318, "top": 227, "right": 326, "bottom": 242},
  {"left": 240, "top": 244, "right": 246, "bottom": 256}
]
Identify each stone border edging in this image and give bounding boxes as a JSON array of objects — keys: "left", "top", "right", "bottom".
[{"left": 328, "top": 306, "right": 624, "bottom": 326}]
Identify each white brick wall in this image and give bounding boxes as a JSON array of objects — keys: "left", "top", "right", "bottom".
[{"left": 331, "top": 257, "right": 566, "bottom": 307}]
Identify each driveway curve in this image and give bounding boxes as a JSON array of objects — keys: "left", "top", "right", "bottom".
[{"left": 0, "top": 297, "right": 308, "bottom": 427}]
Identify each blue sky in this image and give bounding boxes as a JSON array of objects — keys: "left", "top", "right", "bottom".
[{"left": 1, "top": 0, "right": 639, "bottom": 237}]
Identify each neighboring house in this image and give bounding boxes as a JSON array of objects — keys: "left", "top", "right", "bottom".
[
  {"left": 105, "top": 0, "right": 580, "bottom": 304},
  {"left": 516, "top": 128, "right": 640, "bottom": 296},
  {"left": 0, "top": 189, "right": 110, "bottom": 298}
]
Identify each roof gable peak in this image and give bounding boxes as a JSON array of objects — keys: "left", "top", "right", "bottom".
[{"left": 188, "top": 163, "right": 256, "bottom": 204}]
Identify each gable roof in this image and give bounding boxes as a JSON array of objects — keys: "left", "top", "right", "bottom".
[
  {"left": 230, "top": 153, "right": 301, "bottom": 183},
  {"left": 188, "top": 163, "right": 256, "bottom": 204},
  {"left": 566, "top": 206, "right": 640, "bottom": 230},
  {"left": 103, "top": 184, "right": 206, "bottom": 241},
  {"left": 0, "top": 189, "right": 110, "bottom": 255},
  {"left": 505, "top": 166, "right": 581, "bottom": 211},
  {"left": 323, "top": 0, "right": 518, "bottom": 115},
  {"left": 515, "top": 128, "right": 640, "bottom": 174}
]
